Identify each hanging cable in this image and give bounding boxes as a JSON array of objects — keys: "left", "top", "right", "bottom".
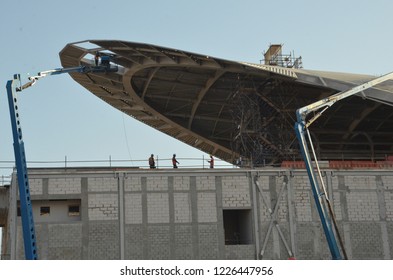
[{"left": 122, "top": 113, "right": 134, "bottom": 166}]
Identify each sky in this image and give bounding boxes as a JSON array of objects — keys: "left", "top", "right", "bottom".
[
  {"left": 1, "top": 0, "right": 393, "bottom": 247},
  {"left": 2, "top": 0, "right": 393, "bottom": 177}
]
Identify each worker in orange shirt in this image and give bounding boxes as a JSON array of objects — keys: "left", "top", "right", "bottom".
[
  {"left": 172, "top": 154, "right": 179, "bottom": 168},
  {"left": 207, "top": 155, "right": 214, "bottom": 168}
]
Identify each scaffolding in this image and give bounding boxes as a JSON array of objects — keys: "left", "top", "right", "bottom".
[
  {"left": 262, "top": 44, "right": 303, "bottom": 69},
  {"left": 230, "top": 44, "right": 303, "bottom": 167}
]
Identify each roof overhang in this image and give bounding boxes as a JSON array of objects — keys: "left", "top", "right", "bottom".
[{"left": 60, "top": 40, "right": 393, "bottom": 165}]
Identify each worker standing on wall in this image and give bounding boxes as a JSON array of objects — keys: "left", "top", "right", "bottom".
[
  {"left": 149, "top": 154, "right": 156, "bottom": 169},
  {"left": 94, "top": 51, "right": 100, "bottom": 66},
  {"left": 172, "top": 154, "right": 179, "bottom": 168},
  {"left": 208, "top": 155, "right": 214, "bottom": 168}
]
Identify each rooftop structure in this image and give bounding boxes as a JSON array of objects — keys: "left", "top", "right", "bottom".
[{"left": 60, "top": 40, "right": 393, "bottom": 166}]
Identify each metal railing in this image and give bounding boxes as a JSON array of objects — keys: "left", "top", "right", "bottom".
[{"left": 1, "top": 155, "right": 238, "bottom": 173}]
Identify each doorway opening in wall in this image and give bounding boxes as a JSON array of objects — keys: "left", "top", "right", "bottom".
[{"left": 223, "top": 209, "right": 253, "bottom": 245}]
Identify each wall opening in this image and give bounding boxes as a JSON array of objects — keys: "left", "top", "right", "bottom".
[
  {"left": 40, "top": 206, "right": 50, "bottom": 216},
  {"left": 223, "top": 209, "right": 253, "bottom": 245},
  {"left": 68, "top": 205, "right": 80, "bottom": 217},
  {"left": 17, "top": 199, "right": 82, "bottom": 222}
]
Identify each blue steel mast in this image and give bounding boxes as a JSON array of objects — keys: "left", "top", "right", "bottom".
[
  {"left": 295, "top": 71, "right": 393, "bottom": 260},
  {"left": 7, "top": 75, "right": 38, "bottom": 260},
  {"left": 5, "top": 58, "right": 118, "bottom": 259}
]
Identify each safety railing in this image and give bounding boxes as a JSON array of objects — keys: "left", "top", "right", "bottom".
[{"left": 0, "top": 155, "right": 238, "bottom": 173}]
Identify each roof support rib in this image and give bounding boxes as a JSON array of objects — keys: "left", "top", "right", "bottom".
[
  {"left": 350, "top": 132, "right": 375, "bottom": 160},
  {"left": 342, "top": 103, "right": 380, "bottom": 140},
  {"left": 141, "top": 67, "right": 160, "bottom": 100},
  {"left": 188, "top": 70, "right": 225, "bottom": 129}
]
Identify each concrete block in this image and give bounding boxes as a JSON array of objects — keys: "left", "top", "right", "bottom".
[
  {"left": 29, "top": 179, "right": 43, "bottom": 195},
  {"left": 147, "top": 193, "right": 169, "bottom": 223},
  {"left": 174, "top": 193, "right": 191, "bottom": 223},
  {"left": 125, "top": 176, "right": 142, "bottom": 192},
  {"left": 88, "top": 193, "right": 118, "bottom": 220},
  {"left": 345, "top": 176, "right": 377, "bottom": 190},
  {"left": 174, "top": 176, "right": 190, "bottom": 191},
  {"left": 197, "top": 192, "right": 217, "bottom": 223},
  {"left": 347, "top": 192, "right": 379, "bottom": 221},
  {"left": 147, "top": 177, "right": 168, "bottom": 191},
  {"left": 125, "top": 193, "right": 142, "bottom": 224},
  {"left": 87, "top": 177, "right": 117, "bottom": 192},
  {"left": 196, "top": 176, "right": 215, "bottom": 191}
]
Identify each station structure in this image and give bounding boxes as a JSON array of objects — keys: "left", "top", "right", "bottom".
[{"left": 1, "top": 41, "right": 393, "bottom": 260}]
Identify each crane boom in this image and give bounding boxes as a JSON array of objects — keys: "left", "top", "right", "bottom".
[
  {"left": 6, "top": 59, "right": 118, "bottom": 259},
  {"left": 297, "top": 71, "right": 393, "bottom": 125},
  {"left": 295, "top": 71, "right": 393, "bottom": 259}
]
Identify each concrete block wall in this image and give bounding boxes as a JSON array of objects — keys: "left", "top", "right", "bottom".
[
  {"left": 173, "top": 193, "right": 191, "bottom": 223},
  {"left": 88, "top": 193, "right": 118, "bottom": 221},
  {"left": 124, "top": 193, "right": 142, "bottom": 224},
  {"left": 29, "top": 179, "right": 43, "bottom": 195},
  {"left": 222, "top": 176, "right": 251, "bottom": 208},
  {"left": 122, "top": 173, "right": 225, "bottom": 260},
  {"left": 6, "top": 168, "right": 393, "bottom": 260},
  {"left": 253, "top": 170, "right": 393, "bottom": 260},
  {"left": 49, "top": 178, "right": 81, "bottom": 194},
  {"left": 147, "top": 193, "right": 169, "bottom": 223}
]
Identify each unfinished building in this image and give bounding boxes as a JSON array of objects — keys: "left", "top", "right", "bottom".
[
  {"left": 1, "top": 166, "right": 393, "bottom": 260},
  {"left": 2, "top": 41, "right": 393, "bottom": 260}
]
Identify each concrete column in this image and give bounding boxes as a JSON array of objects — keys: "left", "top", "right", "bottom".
[
  {"left": 168, "top": 176, "right": 175, "bottom": 259},
  {"left": 38, "top": 224, "right": 48, "bottom": 259},
  {"left": 42, "top": 178, "right": 48, "bottom": 196},
  {"left": 141, "top": 177, "right": 148, "bottom": 258},
  {"left": 343, "top": 223, "right": 352, "bottom": 259},
  {"left": 190, "top": 176, "right": 199, "bottom": 259},
  {"left": 286, "top": 171, "right": 296, "bottom": 258},
  {"left": 269, "top": 175, "right": 280, "bottom": 258},
  {"left": 117, "top": 173, "right": 125, "bottom": 260},
  {"left": 380, "top": 223, "right": 391, "bottom": 260},
  {"left": 376, "top": 175, "right": 390, "bottom": 259},
  {"left": 9, "top": 173, "right": 17, "bottom": 259},
  {"left": 215, "top": 176, "right": 225, "bottom": 259},
  {"left": 250, "top": 171, "right": 260, "bottom": 259},
  {"left": 81, "top": 177, "right": 89, "bottom": 260},
  {"left": 338, "top": 175, "right": 349, "bottom": 221},
  {"left": 376, "top": 176, "right": 387, "bottom": 221}
]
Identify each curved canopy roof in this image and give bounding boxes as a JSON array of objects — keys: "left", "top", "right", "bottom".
[{"left": 60, "top": 40, "right": 393, "bottom": 165}]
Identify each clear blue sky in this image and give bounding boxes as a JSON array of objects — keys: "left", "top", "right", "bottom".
[{"left": 1, "top": 0, "right": 393, "bottom": 179}]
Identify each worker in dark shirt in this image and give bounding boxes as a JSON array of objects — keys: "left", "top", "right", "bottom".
[
  {"left": 172, "top": 154, "right": 179, "bottom": 168},
  {"left": 94, "top": 51, "right": 100, "bottom": 66},
  {"left": 149, "top": 154, "right": 156, "bottom": 169}
]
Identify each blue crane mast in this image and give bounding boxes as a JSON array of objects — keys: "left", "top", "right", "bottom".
[
  {"left": 5, "top": 56, "right": 117, "bottom": 260},
  {"left": 295, "top": 71, "right": 393, "bottom": 260}
]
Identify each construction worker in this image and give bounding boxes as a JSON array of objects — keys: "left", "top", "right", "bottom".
[
  {"left": 94, "top": 51, "right": 100, "bottom": 66},
  {"left": 149, "top": 154, "right": 156, "bottom": 169},
  {"left": 207, "top": 155, "right": 214, "bottom": 168},
  {"left": 172, "top": 154, "right": 179, "bottom": 168}
]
